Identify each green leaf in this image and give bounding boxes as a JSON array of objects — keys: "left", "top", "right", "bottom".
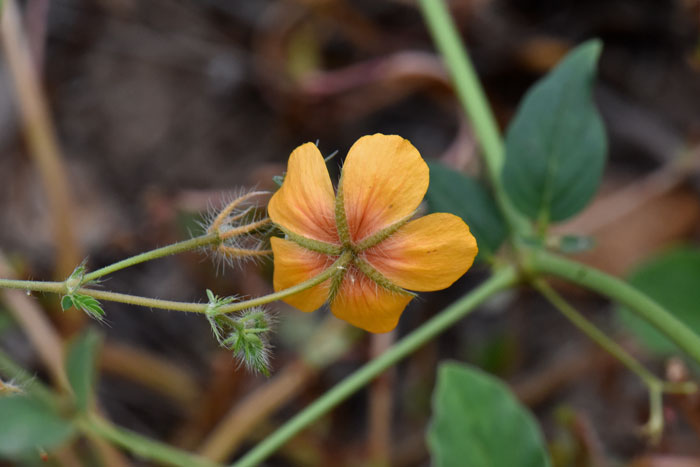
[
  {"left": 502, "top": 40, "right": 607, "bottom": 224},
  {"left": 617, "top": 247, "right": 700, "bottom": 355},
  {"left": 206, "top": 289, "right": 216, "bottom": 303},
  {"left": 72, "top": 294, "right": 105, "bottom": 322},
  {"left": 0, "top": 396, "right": 75, "bottom": 458},
  {"left": 426, "top": 162, "right": 507, "bottom": 259},
  {"left": 61, "top": 295, "right": 74, "bottom": 311},
  {"left": 428, "top": 362, "right": 551, "bottom": 467},
  {"left": 66, "top": 329, "right": 102, "bottom": 411}
]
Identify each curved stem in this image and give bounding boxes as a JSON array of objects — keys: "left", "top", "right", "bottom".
[
  {"left": 233, "top": 266, "right": 518, "bottom": 467},
  {"left": 533, "top": 279, "right": 660, "bottom": 387},
  {"left": 78, "top": 413, "right": 220, "bottom": 467},
  {"left": 417, "top": 0, "right": 529, "bottom": 235},
  {"left": 531, "top": 250, "right": 700, "bottom": 365},
  {"left": 534, "top": 279, "right": 699, "bottom": 442},
  {"left": 83, "top": 233, "right": 220, "bottom": 283}
]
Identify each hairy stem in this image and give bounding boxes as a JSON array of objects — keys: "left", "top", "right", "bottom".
[
  {"left": 83, "top": 233, "right": 221, "bottom": 283},
  {"left": 233, "top": 266, "right": 518, "bottom": 467},
  {"left": 0, "top": 251, "right": 351, "bottom": 314}
]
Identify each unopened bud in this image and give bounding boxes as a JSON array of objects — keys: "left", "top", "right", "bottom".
[
  {"left": 202, "top": 191, "right": 273, "bottom": 268},
  {"left": 205, "top": 292, "right": 274, "bottom": 375}
]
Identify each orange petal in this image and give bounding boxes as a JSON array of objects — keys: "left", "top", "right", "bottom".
[
  {"left": 363, "top": 213, "right": 477, "bottom": 292},
  {"left": 341, "top": 134, "right": 429, "bottom": 243},
  {"left": 330, "top": 267, "right": 413, "bottom": 333},
  {"left": 268, "top": 143, "right": 339, "bottom": 244},
  {"left": 271, "top": 237, "right": 332, "bottom": 312}
]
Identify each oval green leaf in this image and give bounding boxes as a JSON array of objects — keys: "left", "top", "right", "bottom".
[
  {"left": 617, "top": 247, "right": 700, "bottom": 356},
  {"left": 428, "top": 362, "right": 551, "bottom": 467},
  {"left": 502, "top": 39, "right": 607, "bottom": 224},
  {"left": 0, "top": 396, "right": 75, "bottom": 458},
  {"left": 426, "top": 161, "right": 507, "bottom": 260},
  {"left": 66, "top": 329, "right": 101, "bottom": 411}
]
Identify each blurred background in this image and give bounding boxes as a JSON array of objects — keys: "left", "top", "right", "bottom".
[{"left": 1, "top": 0, "right": 700, "bottom": 465}]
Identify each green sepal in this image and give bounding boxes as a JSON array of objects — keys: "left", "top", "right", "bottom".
[
  {"left": 65, "top": 258, "right": 93, "bottom": 292},
  {"left": 354, "top": 213, "right": 413, "bottom": 251},
  {"left": 327, "top": 264, "right": 348, "bottom": 304},
  {"left": 354, "top": 256, "right": 415, "bottom": 298},
  {"left": 272, "top": 174, "right": 285, "bottom": 187},
  {"left": 334, "top": 176, "right": 352, "bottom": 246},
  {"left": 277, "top": 226, "right": 342, "bottom": 255}
]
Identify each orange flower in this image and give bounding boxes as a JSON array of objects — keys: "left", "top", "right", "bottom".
[{"left": 268, "top": 134, "right": 478, "bottom": 333}]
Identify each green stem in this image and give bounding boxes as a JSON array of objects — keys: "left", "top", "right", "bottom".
[
  {"left": 534, "top": 278, "right": 697, "bottom": 442},
  {"left": 213, "top": 251, "right": 351, "bottom": 315},
  {"left": 233, "top": 266, "right": 518, "bottom": 467},
  {"left": 83, "top": 233, "right": 220, "bottom": 283},
  {"left": 78, "top": 413, "right": 221, "bottom": 467},
  {"left": 417, "top": 0, "right": 528, "bottom": 234},
  {"left": 531, "top": 250, "right": 700, "bottom": 365},
  {"left": 533, "top": 279, "right": 660, "bottom": 387},
  {"left": 0, "top": 251, "right": 351, "bottom": 314},
  {"left": 0, "top": 279, "right": 64, "bottom": 293},
  {"left": 645, "top": 384, "right": 663, "bottom": 443}
]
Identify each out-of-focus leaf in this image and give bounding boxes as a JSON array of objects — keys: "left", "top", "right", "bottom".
[
  {"left": 502, "top": 40, "right": 606, "bottom": 225},
  {"left": 554, "top": 235, "right": 595, "bottom": 254},
  {"left": 428, "top": 362, "right": 551, "bottom": 467},
  {"left": 66, "top": 329, "right": 101, "bottom": 411},
  {"left": 617, "top": 247, "right": 700, "bottom": 355},
  {"left": 0, "top": 308, "right": 14, "bottom": 334},
  {"left": 0, "top": 396, "right": 74, "bottom": 458},
  {"left": 426, "top": 162, "right": 507, "bottom": 260},
  {"left": 61, "top": 295, "right": 74, "bottom": 311},
  {"left": 287, "top": 23, "right": 321, "bottom": 81}
]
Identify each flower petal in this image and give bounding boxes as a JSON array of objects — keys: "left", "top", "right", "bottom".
[
  {"left": 363, "top": 213, "right": 477, "bottom": 292},
  {"left": 271, "top": 237, "right": 332, "bottom": 312},
  {"left": 330, "top": 267, "right": 413, "bottom": 333},
  {"left": 341, "top": 134, "right": 429, "bottom": 243},
  {"left": 268, "top": 142, "right": 339, "bottom": 244}
]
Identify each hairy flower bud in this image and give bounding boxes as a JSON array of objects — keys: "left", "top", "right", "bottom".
[
  {"left": 205, "top": 290, "right": 274, "bottom": 375},
  {"left": 201, "top": 190, "right": 274, "bottom": 270}
]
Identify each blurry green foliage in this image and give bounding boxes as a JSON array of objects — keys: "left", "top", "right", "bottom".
[
  {"left": 66, "top": 329, "right": 102, "bottom": 412},
  {"left": 617, "top": 247, "right": 700, "bottom": 355},
  {"left": 0, "top": 395, "right": 74, "bottom": 458}
]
